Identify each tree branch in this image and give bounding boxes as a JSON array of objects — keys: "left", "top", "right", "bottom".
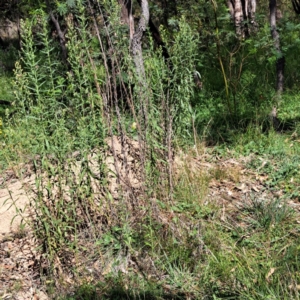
[{"left": 45, "top": 0, "right": 68, "bottom": 65}]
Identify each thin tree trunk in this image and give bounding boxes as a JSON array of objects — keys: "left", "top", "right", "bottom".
[
  {"left": 228, "top": 0, "right": 257, "bottom": 37},
  {"left": 270, "top": 0, "right": 284, "bottom": 94},
  {"left": 131, "top": 0, "right": 149, "bottom": 82},
  {"left": 131, "top": 0, "right": 150, "bottom": 178},
  {"left": 136, "top": 0, "right": 169, "bottom": 61},
  {"left": 292, "top": 0, "right": 300, "bottom": 14},
  {"left": 246, "top": 0, "right": 257, "bottom": 34},
  {"left": 228, "top": 0, "right": 234, "bottom": 21},
  {"left": 118, "top": 0, "right": 135, "bottom": 39},
  {"left": 234, "top": 0, "right": 243, "bottom": 37},
  {"left": 45, "top": 0, "right": 68, "bottom": 65}
]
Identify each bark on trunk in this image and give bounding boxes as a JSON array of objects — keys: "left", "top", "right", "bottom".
[
  {"left": 248, "top": 0, "right": 257, "bottom": 28},
  {"left": 227, "top": 0, "right": 257, "bottom": 38},
  {"left": 136, "top": 0, "right": 169, "bottom": 61},
  {"left": 234, "top": 0, "right": 243, "bottom": 37},
  {"left": 292, "top": 0, "right": 300, "bottom": 14},
  {"left": 131, "top": 0, "right": 149, "bottom": 84},
  {"left": 228, "top": 0, "right": 235, "bottom": 21},
  {"left": 131, "top": 0, "right": 150, "bottom": 133},
  {"left": 118, "top": 0, "right": 135, "bottom": 39},
  {"left": 270, "top": 0, "right": 284, "bottom": 94}
]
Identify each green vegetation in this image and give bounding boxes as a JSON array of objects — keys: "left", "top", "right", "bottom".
[{"left": 0, "top": 0, "right": 300, "bottom": 299}]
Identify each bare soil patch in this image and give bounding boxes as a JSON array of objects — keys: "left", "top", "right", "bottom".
[
  {"left": 0, "top": 169, "right": 48, "bottom": 299},
  {"left": 0, "top": 147, "right": 299, "bottom": 299}
]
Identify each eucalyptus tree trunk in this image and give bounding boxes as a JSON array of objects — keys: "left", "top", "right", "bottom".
[
  {"left": 234, "top": 0, "right": 243, "bottom": 37},
  {"left": 270, "top": 0, "right": 284, "bottom": 94},
  {"left": 131, "top": 0, "right": 149, "bottom": 84},
  {"left": 247, "top": 0, "right": 257, "bottom": 30},
  {"left": 227, "top": 0, "right": 257, "bottom": 38},
  {"left": 136, "top": 0, "right": 169, "bottom": 60},
  {"left": 118, "top": 0, "right": 149, "bottom": 85},
  {"left": 118, "top": 0, "right": 135, "bottom": 39},
  {"left": 292, "top": 0, "right": 300, "bottom": 14},
  {"left": 227, "top": 0, "right": 234, "bottom": 19}
]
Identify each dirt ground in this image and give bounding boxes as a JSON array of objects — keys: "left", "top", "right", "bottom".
[
  {"left": 1, "top": 149, "right": 300, "bottom": 299},
  {"left": 0, "top": 175, "right": 33, "bottom": 238},
  {"left": 0, "top": 170, "right": 49, "bottom": 299},
  {"left": 0, "top": 136, "right": 141, "bottom": 299}
]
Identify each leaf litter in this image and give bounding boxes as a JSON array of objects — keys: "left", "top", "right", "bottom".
[{"left": 0, "top": 143, "right": 300, "bottom": 299}]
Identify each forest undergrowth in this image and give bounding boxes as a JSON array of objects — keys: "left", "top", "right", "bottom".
[{"left": 0, "top": 1, "right": 300, "bottom": 299}]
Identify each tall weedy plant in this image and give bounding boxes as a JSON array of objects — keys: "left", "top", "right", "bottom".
[
  {"left": 166, "top": 18, "right": 198, "bottom": 142},
  {"left": 11, "top": 8, "right": 107, "bottom": 267},
  {"left": 10, "top": 0, "right": 201, "bottom": 287}
]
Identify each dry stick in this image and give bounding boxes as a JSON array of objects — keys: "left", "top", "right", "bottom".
[
  {"left": 45, "top": 0, "right": 68, "bottom": 66},
  {"left": 211, "top": 0, "right": 231, "bottom": 115},
  {"left": 111, "top": 60, "right": 131, "bottom": 188},
  {"left": 160, "top": 85, "right": 170, "bottom": 199},
  {"left": 110, "top": 62, "right": 142, "bottom": 205},
  {"left": 86, "top": 49, "right": 103, "bottom": 118},
  {"left": 90, "top": 2, "right": 124, "bottom": 189},
  {"left": 131, "top": 0, "right": 150, "bottom": 131},
  {"left": 96, "top": 1, "right": 149, "bottom": 195},
  {"left": 130, "top": 0, "right": 151, "bottom": 195},
  {"left": 136, "top": 1, "right": 174, "bottom": 198},
  {"left": 137, "top": 0, "right": 174, "bottom": 185},
  {"left": 91, "top": 1, "right": 142, "bottom": 201},
  {"left": 89, "top": 0, "right": 137, "bottom": 125},
  {"left": 91, "top": 0, "right": 137, "bottom": 121},
  {"left": 165, "top": 86, "right": 174, "bottom": 201},
  {"left": 192, "top": 117, "right": 199, "bottom": 157},
  {"left": 87, "top": 0, "right": 111, "bottom": 115}
]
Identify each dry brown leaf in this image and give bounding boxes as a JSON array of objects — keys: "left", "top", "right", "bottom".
[
  {"left": 235, "top": 183, "right": 248, "bottom": 193},
  {"left": 266, "top": 267, "right": 276, "bottom": 282},
  {"left": 251, "top": 185, "right": 260, "bottom": 192},
  {"left": 289, "top": 284, "right": 300, "bottom": 290}
]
